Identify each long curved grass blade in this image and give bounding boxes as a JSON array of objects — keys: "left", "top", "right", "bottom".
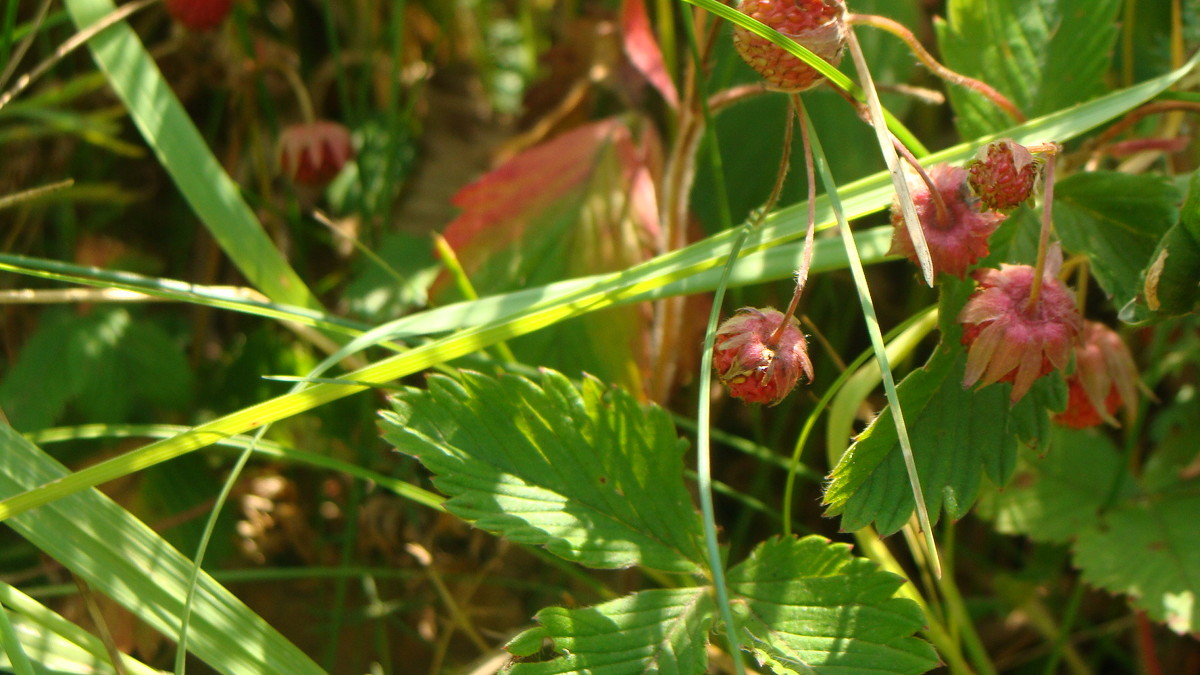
[
  {"left": 61, "top": 0, "right": 320, "bottom": 310},
  {"left": 804, "top": 111, "right": 942, "bottom": 579},
  {"left": 0, "top": 57, "right": 1189, "bottom": 523},
  {"left": 0, "top": 424, "right": 325, "bottom": 675}
]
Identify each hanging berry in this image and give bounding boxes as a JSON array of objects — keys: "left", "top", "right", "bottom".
[
  {"left": 166, "top": 0, "right": 235, "bottom": 32},
  {"left": 278, "top": 121, "right": 355, "bottom": 187},
  {"left": 713, "top": 307, "right": 813, "bottom": 405},
  {"left": 889, "top": 164, "right": 1007, "bottom": 279},
  {"left": 959, "top": 261, "right": 1082, "bottom": 403},
  {"left": 967, "top": 139, "right": 1041, "bottom": 212},
  {"left": 1054, "top": 321, "right": 1139, "bottom": 428},
  {"left": 732, "top": 0, "right": 847, "bottom": 92}
]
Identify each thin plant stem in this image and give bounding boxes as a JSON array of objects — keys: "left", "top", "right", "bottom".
[
  {"left": 0, "top": 0, "right": 158, "bottom": 112},
  {"left": 847, "top": 13, "right": 1025, "bottom": 123},
  {"left": 0, "top": 0, "right": 51, "bottom": 91},
  {"left": 1027, "top": 154, "right": 1058, "bottom": 308},
  {"left": 893, "top": 137, "right": 949, "bottom": 227}
]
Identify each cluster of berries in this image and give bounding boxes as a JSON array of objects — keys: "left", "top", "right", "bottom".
[{"left": 713, "top": 1, "right": 1137, "bottom": 425}]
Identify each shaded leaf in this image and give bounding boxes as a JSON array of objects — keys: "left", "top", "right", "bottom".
[
  {"left": 728, "top": 536, "right": 938, "bottom": 674},
  {"left": 506, "top": 588, "right": 712, "bottom": 674},
  {"left": 381, "top": 369, "right": 705, "bottom": 572},
  {"left": 344, "top": 231, "right": 438, "bottom": 321},
  {"left": 1074, "top": 488, "right": 1200, "bottom": 634},
  {"left": 0, "top": 308, "right": 192, "bottom": 431},
  {"left": 936, "top": 0, "right": 1121, "bottom": 139},
  {"left": 1054, "top": 172, "right": 1181, "bottom": 309},
  {"left": 980, "top": 427, "right": 1137, "bottom": 543}
]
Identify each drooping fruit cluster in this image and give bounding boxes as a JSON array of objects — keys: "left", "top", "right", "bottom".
[
  {"left": 713, "top": 307, "right": 813, "bottom": 405},
  {"left": 1054, "top": 321, "right": 1139, "bottom": 428},
  {"left": 732, "top": 0, "right": 847, "bottom": 92},
  {"left": 967, "top": 139, "right": 1040, "bottom": 211},
  {"left": 889, "top": 164, "right": 1007, "bottom": 279},
  {"left": 958, "top": 258, "right": 1083, "bottom": 403},
  {"left": 278, "top": 121, "right": 355, "bottom": 186},
  {"left": 166, "top": 0, "right": 235, "bottom": 32}
]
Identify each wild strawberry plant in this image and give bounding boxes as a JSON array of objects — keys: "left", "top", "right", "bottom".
[{"left": 0, "top": 1, "right": 1198, "bottom": 674}]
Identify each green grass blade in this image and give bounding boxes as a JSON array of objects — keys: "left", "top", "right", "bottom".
[
  {"left": 61, "top": 0, "right": 320, "bottom": 310},
  {"left": 0, "top": 424, "right": 325, "bottom": 675},
  {"left": 1, "top": 581, "right": 166, "bottom": 675},
  {"left": 804, "top": 111, "right": 942, "bottom": 578}
]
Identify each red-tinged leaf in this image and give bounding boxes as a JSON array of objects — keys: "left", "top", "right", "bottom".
[
  {"left": 435, "top": 118, "right": 664, "bottom": 396},
  {"left": 621, "top": 0, "right": 679, "bottom": 108}
]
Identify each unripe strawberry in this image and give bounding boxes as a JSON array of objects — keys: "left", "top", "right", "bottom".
[
  {"left": 967, "top": 139, "right": 1040, "bottom": 211},
  {"left": 889, "top": 164, "right": 1007, "bottom": 279},
  {"left": 278, "top": 121, "right": 355, "bottom": 186},
  {"left": 713, "top": 307, "right": 813, "bottom": 405},
  {"left": 166, "top": 0, "right": 235, "bottom": 32},
  {"left": 959, "top": 262, "right": 1082, "bottom": 403},
  {"left": 732, "top": 0, "right": 847, "bottom": 93},
  {"left": 1054, "top": 321, "right": 1139, "bottom": 428}
]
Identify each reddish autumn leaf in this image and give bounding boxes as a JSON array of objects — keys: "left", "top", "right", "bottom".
[
  {"left": 435, "top": 118, "right": 664, "bottom": 396},
  {"left": 620, "top": 0, "right": 679, "bottom": 108}
]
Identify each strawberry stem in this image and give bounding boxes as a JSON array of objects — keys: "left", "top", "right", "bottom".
[
  {"left": 1027, "top": 152, "right": 1058, "bottom": 309},
  {"left": 847, "top": 13, "right": 1026, "bottom": 123},
  {"left": 894, "top": 138, "right": 950, "bottom": 227},
  {"left": 769, "top": 95, "right": 814, "bottom": 348}
]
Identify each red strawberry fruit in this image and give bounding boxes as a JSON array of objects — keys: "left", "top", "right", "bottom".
[
  {"left": 278, "top": 121, "right": 355, "bottom": 187},
  {"left": 967, "top": 139, "right": 1040, "bottom": 211},
  {"left": 732, "top": 0, "right": 847, "bottom": 92},
  {"left": 713, "top": 307, "right": 813, "bottom": 405},
  {"left": 959, "top": 259, "right": 1082, "bottom": 403},
  {"left": 889, "top": 164, "right": 1007, "bottom": 279},
  {"left": 166, "top": 0, "right": 235, "bottom": 32}
]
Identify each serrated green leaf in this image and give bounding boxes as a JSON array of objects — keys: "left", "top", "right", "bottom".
[
  {"left": 980, "top": 427, "right": 1138, "bottom": 543},
  {"left": 1054, "top": 172, "right": 1181, "bottom": 309},
  {"left": 727, "top": 536, "right": 938, "bottom": 674},
  {"left": 936, "top": 0, "right": 1121, "bottom": 139},
  {"left": 824, "top": 344, "right": 1062, "bottom": 535},
  {"left": 381, "top": 369, "right": 706, "bottom": 572},
  {"left": 504, "top": 626, "right": 549, "bottom": 658},
  {"left": 1074, "top": 488, "right": 1200, "bottom": 634},
  {"left": 506, "top": 588, "right": 713, "bottom": 674}
]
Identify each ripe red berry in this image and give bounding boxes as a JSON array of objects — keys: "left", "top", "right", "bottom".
[
  {"left": 959, "top": 262, "right": 1082, "bottom": 403},
  {"left": 166, "top": 0, "right": 235, "bottom": 32},
  {"left": 732, "top": 0, "right": 847, "bottom": 92},
  {"left": 889, "top": 164, "right": 1007, "bottom": 279},
  {"left": 967, "top": 139, "right": 1040, "bottom": 211},
  {"left": 1054, "top": 321, "right": 1139, "bottom": 428},
  {"left": 713, "top": 307, "right": 813, "bottom": 405},
  {"left": 278, "top": 121, "right": 355, "bottom": 186}
]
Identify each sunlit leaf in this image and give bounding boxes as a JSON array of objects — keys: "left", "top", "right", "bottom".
[
  {"left": 621, "top": 0, "right": 679, "bottom": 107},
  {"left": 507, "top": 588, "right": 713, "bottom": 674},
  {"left": 381, "top": 369, "right": 706, "bottom": 572},
  {"left": 728, "top": 536, "right": 938, "bottom": 674},
  {"left": 936, "top": 0, "right": 1122, "bottom": 138}
]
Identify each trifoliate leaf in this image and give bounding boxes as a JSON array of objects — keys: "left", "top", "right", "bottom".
[
  {"left": 936, "top": 0, "right": 1120, "bottom": 139},
  {"left": 1074, "top": 488, "right": 1200, "bottom": 634},
  {"left": 727, "top": 536, "right": 938, "bottom": 674},
  {"left": 980, "top": 427, "right": 1137, "bottom": 543},
  {"left": 824, "top": 346, "right": 1061, "bottom": 535},
  {"left": 381, "top": 369, "right": 706, "bottom": 572},
  {"left": 1054, "top": 172, "right": 1181, "bottom": 310},
  {"left": 506, "top": 588, "right": 713, "bottom": 674}
]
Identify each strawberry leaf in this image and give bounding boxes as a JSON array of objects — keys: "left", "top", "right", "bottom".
[
  {"left": 728, "top": 536, "right": 939, "bottom": 674},
  {"left": 1054, "top": 172, "right": 1181, "bottom": 310},
  {"left": 435, "top": 118, "right": 662, "bottom": 393},
  {"left": 936, "top": 0, "right": 1121, "bottom": 139},
  {"left": 381, "top": 369, "right": 705, "bottom": 572},
  {"left": 507, "top": 588, "right": 713, "bottom": 674}
]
